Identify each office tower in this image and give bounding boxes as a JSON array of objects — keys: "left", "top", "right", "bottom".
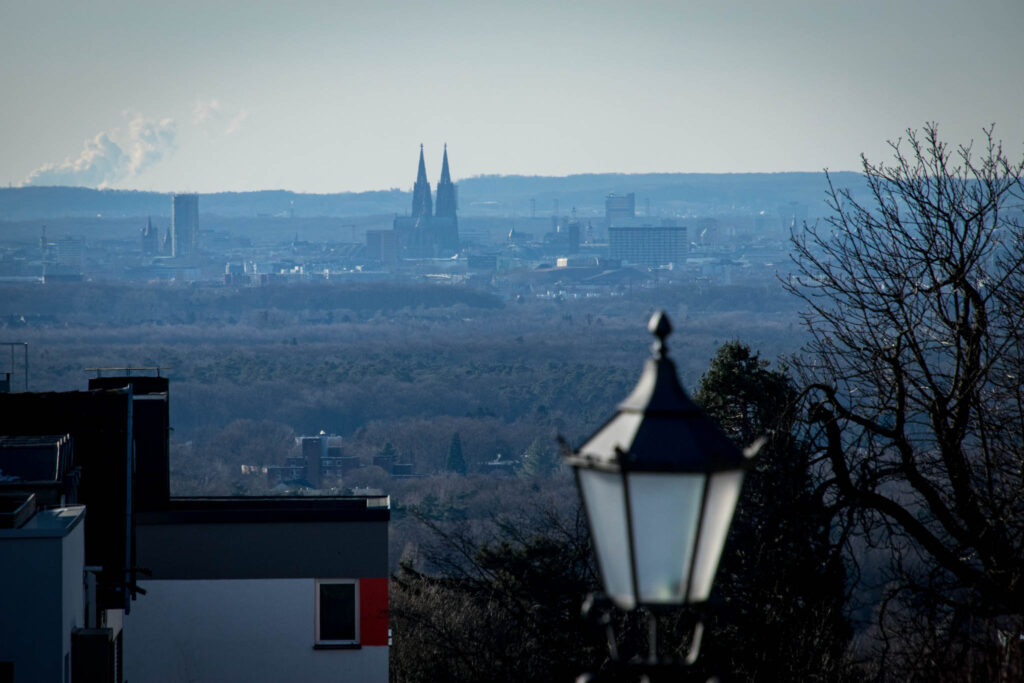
[
  {"left": 171, "top": 193, "right": 199, "bottom": 257},
  {"left": 605, "top": 193, "right": 636, "bottom": 224}
]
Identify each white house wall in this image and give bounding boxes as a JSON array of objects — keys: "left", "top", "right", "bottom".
[
  {"left": 126, "top": 578, "right": 388, "bottom": 683},
  {"left": 0, "top": 507, "right": 85, "bottom": 683}
]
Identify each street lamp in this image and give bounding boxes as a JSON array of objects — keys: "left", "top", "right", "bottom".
[{"left": 564, "top": 311, "right": 759, "bottom": 668}]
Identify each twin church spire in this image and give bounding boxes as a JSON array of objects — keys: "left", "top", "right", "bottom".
[{"left": 411, "top": 144, "right": 456, "bottom": 221}]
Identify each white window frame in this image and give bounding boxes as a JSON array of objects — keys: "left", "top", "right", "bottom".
[{"left": 314, "top": 579, "right": 360, "bottom": 646}]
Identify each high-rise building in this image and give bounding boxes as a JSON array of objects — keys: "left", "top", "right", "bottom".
[
  {"left": 605, "top": 193, "right": 636, "bottom": 224},
  {"left": 609, "top": 225, "right": 688, "bottom": 267},
  {"left": 365, "top": 230, "right": 398, "bottom": 264},
  {"left": 171, "top": 194, "right": 199, "bottom": 257},
  {"left": 55, "top": 236, "right": 84, "bottom": 269}
]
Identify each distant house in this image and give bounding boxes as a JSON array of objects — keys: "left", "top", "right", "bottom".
[{"left": 266, "top": 433, "right": 368, "bottom": 488}]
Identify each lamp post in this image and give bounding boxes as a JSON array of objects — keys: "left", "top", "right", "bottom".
[{"left": 564, "top": 311, "right": 760, "bottom": 677}]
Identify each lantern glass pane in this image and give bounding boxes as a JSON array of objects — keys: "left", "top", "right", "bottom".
[
  {"left": 579, "top": 412, "right": 643, "bottom": 460},
  {"left": 688, "top": 469, "right": 744, "bottom": 601},
  {"left": 578, "top": 469, "right": 634, "bottom": 609},
  {"left": 627, "top": 472, "right": 705, "bottom": 604}
]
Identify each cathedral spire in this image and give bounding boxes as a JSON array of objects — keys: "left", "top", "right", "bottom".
[
  {"left": 439, "top": 143, "right": 451, "bottom": 185},
  {"left": 416, "top": 144, "right": 429, "bottom": 185},
  {"left": 435, "top": 143, "right": 457, "bottom": 220},
  {"left": 411, "top": 143, "right": 433, "bottom": 219}
]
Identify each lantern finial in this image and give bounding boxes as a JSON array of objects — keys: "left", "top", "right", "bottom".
[{"left": 648, "top": 311, "right": 672, "bottom": 358}]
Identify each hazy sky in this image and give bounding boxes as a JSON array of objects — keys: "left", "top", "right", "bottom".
[{"left": 2, "top": 0, "right": 1022, "bottom": 193}]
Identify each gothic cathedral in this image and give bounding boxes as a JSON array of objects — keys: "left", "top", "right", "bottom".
[{"left": 394, "top": 145, "right": 459, "bottom": 257}]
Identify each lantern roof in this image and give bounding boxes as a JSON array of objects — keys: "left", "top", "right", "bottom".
[{"left": 573, "top": 311, "right": 746, "bottom": 473}]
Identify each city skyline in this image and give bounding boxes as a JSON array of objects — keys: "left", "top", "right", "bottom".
[{"left": 2, "top": 0, "right": 1023, "bottom": 194}]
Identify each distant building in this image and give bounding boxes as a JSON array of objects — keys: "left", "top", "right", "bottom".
[
  {"left": 267, "top": 433, "right": 374, "bottom": 487},
  {"left": 171, "top": 193, "right": 199, "bottom": 257},
  {"left": 224, "top": 262, "right": 248, "bottom": 286},
  {"left": 605, "top": 193, "right": 636, "bottom": 223},
  {"left": 393, "top": 145, "right": 459, "bottom": 257},
  {"left": 365, "top": 230, "right": 398, "bottom": 264},
  {"left": 543, "top": 217, "right": 581, "bottom": 254},
  {"left": 609, "top": 225, "right": 688, "bottom": 267},
  {"left": 483, "top": 453, "right": 517, "bottom": 476},
  {"left": 55, "top": 236, "right": 84, "bottom": 270}
]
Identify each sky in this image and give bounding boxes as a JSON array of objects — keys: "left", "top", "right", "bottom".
[{"left": 1, "top": 0, "right": 1022, "bottom": 194}]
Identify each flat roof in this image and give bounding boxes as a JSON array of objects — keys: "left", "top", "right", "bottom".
[
  {"left": 0, "top": 505, "right": 85, "bottom": 539},
  {"left": 0, "top": 435, "right": 69, "bottom": 447},
  {"left": 138, "top": 496, "right": 390, "bottom": 525}
]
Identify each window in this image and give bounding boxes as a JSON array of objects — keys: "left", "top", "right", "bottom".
[{"left": 315, "top": 579, "right": 359, "bottom": 647}]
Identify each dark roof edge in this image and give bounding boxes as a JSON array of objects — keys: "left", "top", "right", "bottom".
[{"left": 138, "top": 497, "right": 389, "bottom": 525}]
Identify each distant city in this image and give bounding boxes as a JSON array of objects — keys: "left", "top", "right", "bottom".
[{"left": 0, "top": 149, "right": 856, "bottom": 301}]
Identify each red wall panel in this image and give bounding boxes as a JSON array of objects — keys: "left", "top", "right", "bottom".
[{"left": 359, "top": 577, "right": 389, "bottom": 646}]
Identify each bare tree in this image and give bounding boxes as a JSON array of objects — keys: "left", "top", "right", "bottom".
[{"left": 786, "top": 124, "right": 1024, "bottom": 678}]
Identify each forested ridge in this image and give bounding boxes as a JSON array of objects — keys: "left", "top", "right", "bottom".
[{"left": 4, "top": 279, "right": 801, "bottom": 492}]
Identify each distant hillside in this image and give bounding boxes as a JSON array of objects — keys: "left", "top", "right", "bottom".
[
  {"left": 0, "top": 172, "right": 866, "bottom": 221},
  {"left": 0, "top": 187, "right": 409, "bottom": 221},
  {"left": 459, "top": 171, "right": 866, "bottom": 218}
]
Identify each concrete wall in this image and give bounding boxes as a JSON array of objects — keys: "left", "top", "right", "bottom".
[
  {"left": 0, "top": 508, "right": 84, "bottom": 683},
  {"left": 61, "top": 520, "right": 85, "bottom": 681},
  {"left": 126, "top": 579, "right": 388, "bottom": 683}
]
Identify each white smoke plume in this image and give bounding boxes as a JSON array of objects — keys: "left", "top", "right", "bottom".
[
  {"left": 126, "top": 115, "right": 176, "bottom": 176},
  {"left": 192, "top": 98, "right": 222, "bottom": 125},
  {"left": 23, "top": 114, "right": 177, "bottom": 187},
  {"left": 193, "top": 97, "right": 248, "bottom": 136}
]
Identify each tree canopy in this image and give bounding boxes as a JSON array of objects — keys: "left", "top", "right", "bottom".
[
  {"left": 446, "top": 432, "right": 467, "bottom": 475},
  {"left": 787, "top": 123, "right": 1024, "bottom": 678},
  {"left": 696, "top": 341, "right": 850, "bottom": 681}
]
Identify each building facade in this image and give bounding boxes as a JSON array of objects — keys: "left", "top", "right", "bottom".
[
  {"left": 609, "top": 225, "right": 688, "bottom": 267},
  {"left": 127, "top": 496, "right": 390, "bottom": 683},
  {"left": 605, "top": 193, "right": 636, "bottom": 223},
  {"left": 0, "top": 504, "right": 87, "bottom": 683}
]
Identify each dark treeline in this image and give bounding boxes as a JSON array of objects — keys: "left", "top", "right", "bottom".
[{"left": 2, "top": 281, "right": 503, "bottom": 326}]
